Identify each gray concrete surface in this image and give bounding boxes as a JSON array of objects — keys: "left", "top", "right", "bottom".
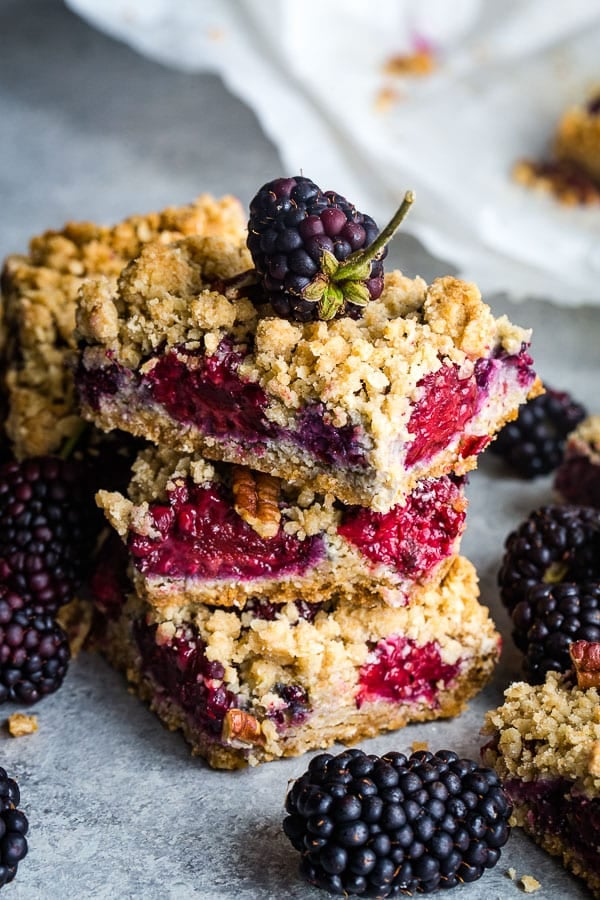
[{"left": 0, "top": 1, "right": 598, "bottom": 897}]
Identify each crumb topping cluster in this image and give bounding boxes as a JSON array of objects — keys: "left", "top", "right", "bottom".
[
  {"left": 483, "top": 673, "right": 600, "bottom": 795},
  {"left": 96, "top": 445, "right": 339, "bottom": 544},
  {"left": 2, "top": 195, "right": 246, "bottom": 456},
  {"left": 76, "top": 235, "right": 531, "bottom": 443}
]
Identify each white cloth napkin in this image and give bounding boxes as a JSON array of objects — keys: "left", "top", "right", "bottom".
[{"left": 66, "top": 0, "right": 600, "bottom": 305}]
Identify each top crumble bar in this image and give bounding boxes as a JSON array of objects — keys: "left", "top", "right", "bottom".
[
  {"left": 75, "top": 234, "right": 540, "bottom": 511},
  {"left": 0, "top": 195, "right": 246, "bottom": 457}
]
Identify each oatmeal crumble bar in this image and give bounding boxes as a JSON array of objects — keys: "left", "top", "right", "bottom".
[
  {"left": 483, "top": 665, "right": 600, "bottom": 897},
  {"left": 92, "top": 554, "right": 499, "bottom": 769},
  {"left": 96, "top": 446, "right": 467, "bottom": 613},
  {"left": 0, "top": 194, "right": 246, "bottom": 457},
  {"left": 75, "top": 235, "right": 539, "bottom": 511}
]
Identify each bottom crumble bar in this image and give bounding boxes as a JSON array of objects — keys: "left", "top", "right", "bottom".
[{"left": 91, "top": 555, "right": 499, "bottom": 769}]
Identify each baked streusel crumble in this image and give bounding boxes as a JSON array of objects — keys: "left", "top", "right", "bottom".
[
  {"left": 75, "top": 234, "right": 539, "bottom": 511},
  {"left": 514, "top": 93, "right": 600, "bottom": 206}
]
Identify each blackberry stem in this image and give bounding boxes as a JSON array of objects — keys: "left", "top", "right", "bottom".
[{"left": 336, "top": 190, "right": 415, "bottom": 280}]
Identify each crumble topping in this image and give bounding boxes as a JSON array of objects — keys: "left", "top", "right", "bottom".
[
  {"left": 6, "top": 712, "right": 38, "bottom": 737},
  {"left": 513, "top": 158, "right": 600, "bottom": 206},
  {"left": 76, "top": 235, "right": 531, "bottom": 444},
  {"left": 2, "top": 194, "right": 247, "bottom": 457},
  {"left": 483, "top": 672, "right": 600, "bottom": 795},
  {"left": 77, "top": 236, "right": 254, "bottom": 369},
  {"left": 520, "top": 874, "right": 542, "bottom": 893},
  {"left": 382, "top": 49, "right": 436, "bottom": 78},
  {"left": 97, "top": 445, "right": 349, "bottom": 543}
]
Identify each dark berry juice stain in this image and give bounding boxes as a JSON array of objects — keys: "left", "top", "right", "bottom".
[
  {"left": 76, "top": 359, "right": 125, "bottom": 411},
  {"left": 296, "top": 403, "right": 367, "bottom": 468}
]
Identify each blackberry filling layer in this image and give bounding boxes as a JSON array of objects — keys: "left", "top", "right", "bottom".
[
  {"left": 81, "top": 343, "right": 534, "bottom": 474},
  {"left": 111, "top": 458, "right": 466, "bottom": 609},
  {"left": 145, "top": 343, "right": 369, "bottom": 467},
  {"left": 144, "top": 341, "right": 278, "bottom": 446},
  {"left": 357, "top": 635, "right": 461, "bottom": 707},
  {"left": 338, "top": 475, "right": 466, "bottom": 577},
  {"left": 134, "top": 619, "right": 238, "bottom": 735},
  {"left": 405, "top": 346, "right": 534, "bottom": 468},
  {"left": 128, "top": 480, "right": 324, "bottom": 581}
]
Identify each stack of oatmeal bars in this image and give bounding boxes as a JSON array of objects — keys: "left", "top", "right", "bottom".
[{"left": 2, "top": 195, "right": 539, "bottom": 768}]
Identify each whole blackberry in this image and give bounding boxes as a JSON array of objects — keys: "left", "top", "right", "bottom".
[
  {"left": 490, "top": 388, "right": 587, "bottom": 478},
  {"left": 283, "top": 747, "right": 511, "bottom": 896},
  {"left": 0, "top": 604, "right": 70, "bottom": 704},
  {"left": 511, "top": 581, "right": 600, "bottom": 683},
  {"left": 498, "top": 505, "right": 600, "bottom": 612},
  {"left": 0, "top": 456, "right": 102, "bottom": 614},
  {"left": 247, "top": 176, "right": 414, "bottom": 322},
  {"left": 0, "top": 767, "right": 28, "bottom": 888}
]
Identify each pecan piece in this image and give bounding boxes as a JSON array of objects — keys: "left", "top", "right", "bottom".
[
  {"left": 569, "top": 640, "right": 600, "bottom": 689},
  {"left": 232, "top": 466, "right": 281, "bottom": 539},
  {"left": 222, "top": 709, "right": 265, "bottom": 748}
]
